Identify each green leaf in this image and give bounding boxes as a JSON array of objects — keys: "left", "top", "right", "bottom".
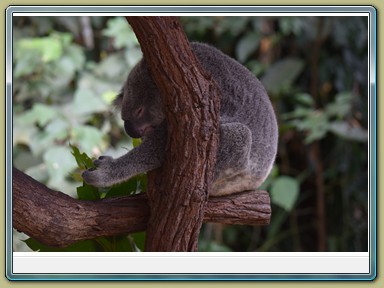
[
  {"left": 18, "top": 36, "right": 63, "bottom": 62},
  {"left": 246, "top": 60, "right": 264, "bottom": 77},
  {"left": 105, "top": 174, "right": 147, "bottom": 198},
  {"left": 279, "top": 17, "right": 305, "bottom": 36},
  {"left": 45, "top": 118, "right": 69, "bottom": 139},
  {"left": 270, "top": 176, "right": 299, "bottom": 212},
  {"left": 27, "top": 118, "right": 68, "bottom": 156},
  {"left": 68, "top": 240, "right": 100, "bottom": 251},
  {"left": 329, "top": 121, "right": 368, "bottom": 142},
  {"left": 103, "top": 17, "right": 139, "bottom": 49},
  {"left": 132, "top": 138, "right": 142, "bottom": 148},
  {"left": 24, "top": 237, "right": 99, "bottom": 252},
  {"left": 77, "top": 183, "right": 100, "bottom": 200},
  {"left": 124, "top": 47, "right": 143, "bottom": 67},
  {"left": 71, "top": 125, "right": 105, "bottom": 155},
  {"left": 109, "top": 235, "right": 137, "bottom": 252},
  {"left": 23, "top": 237, "right": 53, "bottom": 251},
  {"left": 13, "top": 51, "right": 42, "bottom": 77},
  {"left": 282, "top": 107, "right": 312, "bottom": 120},
  {"left": 261, "top": 58, "right": 304, "bottom": 94},
  {"left": 43, "top": 146, "right": 78, "bottom": 183},
  {"left": 95, "top": 54, "right": 129, "bottom": 80},
  {"left": 24, "top": 164, "right": 49, "bottom": 184},
  {"left": 129, "top": 232, "right": 146, "bottom": 252},
  {"left": 325, "top": 92, "right": 352, "bottom": 118},
  {"left": 70, "top": 144, "right": 95, "bottom": 170},
  {"left": 294, "top": 93, "right": 315, "bottom": 107},
  {"left": 94, "top": 237, "right": 113, "bottom": 251},
  {"left": 102, "top": 90, "right": 119, "bottom": 105},
  {"left": 127, "top": 236, "right": 141, "bottom": 252},
  {"left": 66, "top": 44, "right": 85, "bottom": 71},
  {"left": 287, "top": 110, "right": 329, "bottom": 144},
  {"left": 303, "top": 112, "right": 329, "bottom": 143},
  {"left": 13, "top": 121, "right": 38, "bottom": 147},
  {"left": 17, "top": 103, "right": 57, "bottom": 127},
  {"left": 235, "top": 33, "right": 260, "bottom": 63},
  {"left": 55, "top": 56, "right": 77, "bottom": 78},
  {"left": 71, "top": 88, "right": 108, "bottom": 116}
]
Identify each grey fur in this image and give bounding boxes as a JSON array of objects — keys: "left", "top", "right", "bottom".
[{"left": 82, "top": 42, "right": 278, "bottom": 196}]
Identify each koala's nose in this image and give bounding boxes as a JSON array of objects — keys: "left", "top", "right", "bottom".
[{"left": 124, "top": 121, "right": 142, "bottom": 138}]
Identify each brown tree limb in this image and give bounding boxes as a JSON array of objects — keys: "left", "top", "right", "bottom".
[
  {"left": 126, "top": 17, "right": 221, "bottom": 251},
  {"left": 12, "top": 168, "right": 271, "bottom": 248}
]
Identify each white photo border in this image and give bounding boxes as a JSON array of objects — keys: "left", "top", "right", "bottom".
[{"left": 6, "top": 5, "right": 377, "bottom": 281}]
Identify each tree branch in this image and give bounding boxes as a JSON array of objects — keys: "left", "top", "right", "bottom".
[{"left": 13, "top": 168, "right": 271, "bottom": 248}]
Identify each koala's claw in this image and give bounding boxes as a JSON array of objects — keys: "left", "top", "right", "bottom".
[
  {"left": 81, "top": 155, "right": 115, "bottom": 187},
  {"left": 94, "top": 155, "right": 113, "bottom": 167},
  {"left": 98, "top": 155, "right": 112, "bottom": 161}
]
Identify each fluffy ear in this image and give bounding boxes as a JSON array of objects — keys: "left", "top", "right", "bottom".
[{"left": 112, "top": 90, "right": 123, "bottom": 110}]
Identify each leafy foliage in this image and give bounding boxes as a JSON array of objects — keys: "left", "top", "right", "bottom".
[
  {"left": 283, "top": 92, "right": 367, "bottom": 144},
  {"left": 13, "top": 16, "right": 144, "bottom": 252},
  {"left": 24, "top": 145, "right": 147, "bottom": 252},
  {"left": 270, "top": 176, "right": 299, "bottom": 212}
]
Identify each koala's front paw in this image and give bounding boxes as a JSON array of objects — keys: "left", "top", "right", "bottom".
[{"left": 81, "top": 156, "right": 116, "bottom": 187}]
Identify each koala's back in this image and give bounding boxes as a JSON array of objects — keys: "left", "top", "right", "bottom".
[{"left": 191, "top": 42, "right": 278, "bottom": 180}]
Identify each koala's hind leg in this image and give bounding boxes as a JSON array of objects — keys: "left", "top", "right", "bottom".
[{"left": 211, "top": 122, "right": 257, "bottom": 196}]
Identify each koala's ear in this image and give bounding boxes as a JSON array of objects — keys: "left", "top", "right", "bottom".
[{"left": 113, "top": 91, "right": 123, "bottom": 110}]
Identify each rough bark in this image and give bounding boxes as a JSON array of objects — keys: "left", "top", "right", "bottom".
[
  {"left": 13, "top": 168, "right": 271, "bottom": 248},
  {"left": 126, "top": 17, "right": 221, "bottom": 251}
]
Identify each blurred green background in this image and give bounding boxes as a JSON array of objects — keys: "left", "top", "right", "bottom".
[{"left": 12, "top": 16, "right": 369, "bottom": 252}]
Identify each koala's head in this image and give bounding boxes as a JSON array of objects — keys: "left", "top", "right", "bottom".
[{"left": 114, "top": 59, "right": 165, "bottom": 138}]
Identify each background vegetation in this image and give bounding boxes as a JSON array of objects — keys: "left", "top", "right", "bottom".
[{"left": 12, "top": 16, "right": 369, "bottom": 252}]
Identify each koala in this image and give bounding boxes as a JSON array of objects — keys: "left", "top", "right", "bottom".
[{"left": 82, "top": 42, "right": 278, "bottom": 196}]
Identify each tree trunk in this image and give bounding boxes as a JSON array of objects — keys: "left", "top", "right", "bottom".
[
  {"left": 126, "top": 17, "right": 221, "bottom": 251},
  {"left": 13, "top": 168, "right": 271, "bottom": 248}
]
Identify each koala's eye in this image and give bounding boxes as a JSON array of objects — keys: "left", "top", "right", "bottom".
[{"left": 135, "top": 107, "right": 144, "bottom": 118}]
